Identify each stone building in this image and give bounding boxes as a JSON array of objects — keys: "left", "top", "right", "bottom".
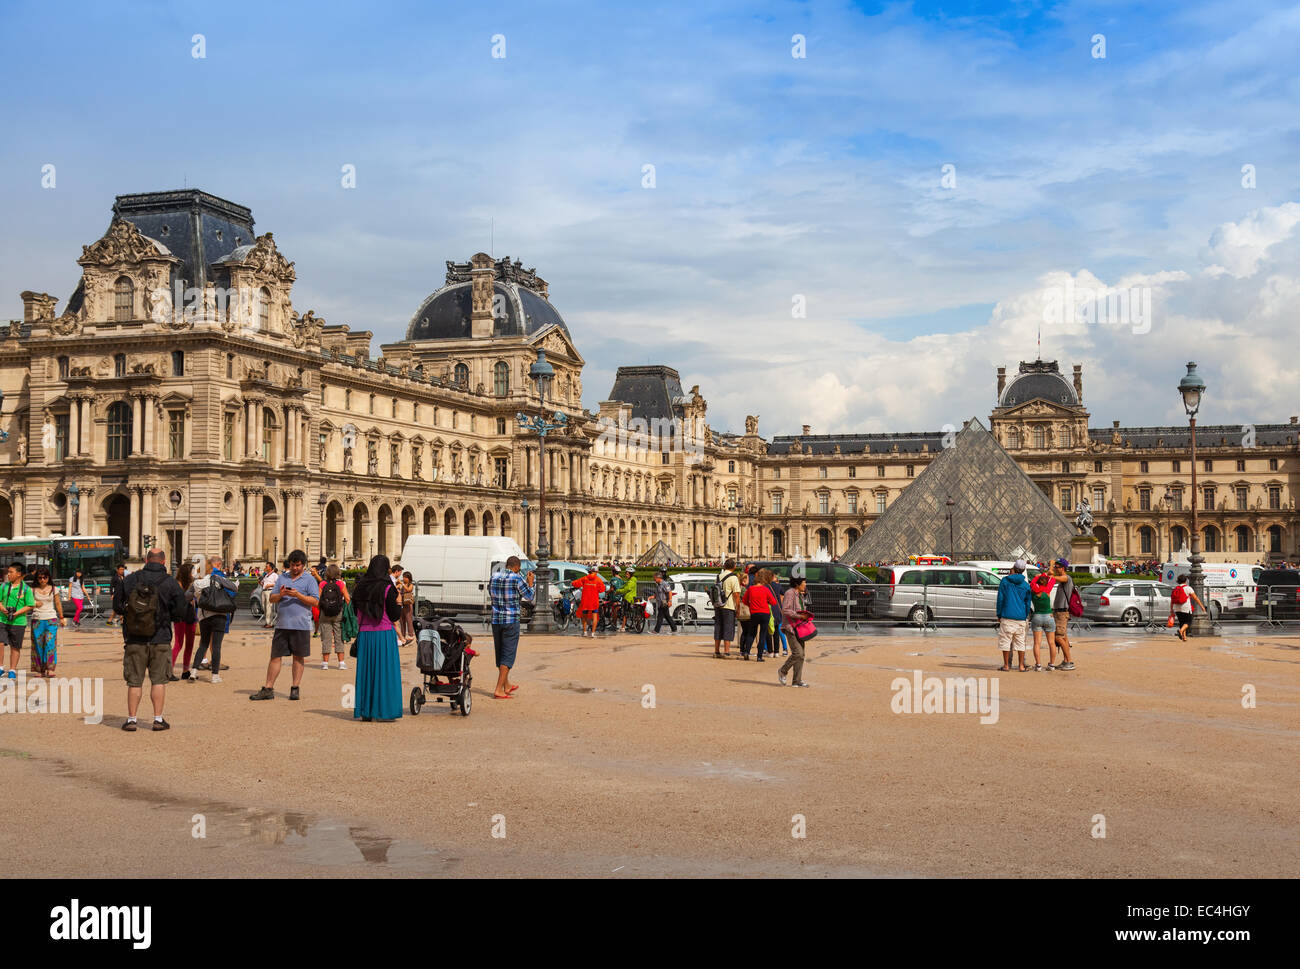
[{"left": 2, "top": 190, "right": 1296, "bottom": 567}]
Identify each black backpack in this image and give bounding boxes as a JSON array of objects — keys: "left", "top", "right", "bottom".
[
  {"left": 319, "top": 580, "right": 344, "bottom": 618},
  {"left": 197, "top": 574, "right": 237, "bottom": 615},
  {"left": 124, "top": 580, "right": 159, "bottom": 639},
  {"left": 710, "top": 572, "right": 735, "bottom": 610}
]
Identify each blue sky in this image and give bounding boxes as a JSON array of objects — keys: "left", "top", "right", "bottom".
[{"left": 2, "top": 0, "right": 1299, "bottom": 436}]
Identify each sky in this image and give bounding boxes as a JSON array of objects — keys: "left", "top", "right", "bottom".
[{"left": 2, "top": 0, "right": 1299, "bottom": 438}]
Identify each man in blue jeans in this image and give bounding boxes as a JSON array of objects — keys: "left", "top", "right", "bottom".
[{"left": 487, "top": 556, "right": 535, "bottom": 699}]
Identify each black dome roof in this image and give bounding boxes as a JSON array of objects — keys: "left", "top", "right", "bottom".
[
  {"left": 406, "top": 280, "right": 569, "bottom": 341},
  {"left": 999, "top": 361, "right": 1079, "bottom": 407}
]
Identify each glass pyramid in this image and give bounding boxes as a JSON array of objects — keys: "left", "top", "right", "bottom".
[{"left": 841, "top": 418, "right": 1076, "bottom": 564}]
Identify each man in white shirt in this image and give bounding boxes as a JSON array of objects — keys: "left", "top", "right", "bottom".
[{"left": 259, "top": 561, "right": 279, "bottom": 628}]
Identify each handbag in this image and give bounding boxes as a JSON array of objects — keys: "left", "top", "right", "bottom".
[
  {"left": 793, "top": 617, "right": 817, "bottom": 640},
  {"left": 738, "top": 599, "right": 752, "bottom": 622}
]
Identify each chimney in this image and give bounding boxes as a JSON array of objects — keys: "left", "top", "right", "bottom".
[
  {"left": 1112, "top": 420, "right": 1120, "bottom": 428},
  {"left": 469, "top": 252, "right": 495, "bottom": 338},
  {"left": 1291, "top": 416, "right": 1297, "bottom": 425},
  {"left": 801, "top": 424, "right": 811, "bottom": 436},
  {"left": 1073, "top": 364, "right": 1083, "bottom": 401},
  {"left": 996, "top": 367, "right": 1006, "bottom": 398}
]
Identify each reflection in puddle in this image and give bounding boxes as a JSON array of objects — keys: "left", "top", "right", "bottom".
[{"left": 49, "top": 761, "right": 453, "bottom": 871}]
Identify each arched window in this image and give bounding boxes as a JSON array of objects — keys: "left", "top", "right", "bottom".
[
  {"left": 454, "top": 363, "right": 469, "bottom": 388},
  {"left": 1007, "top": 427, "right": 1021, "bottom": 449},
  {"left": 1203, "top": 525, "right": 1220, "bottom": 553},
  {"left": 1139, "top": 526, "right": 1154, "bottom": 554},
  {"left": 493, "top": 361, "right": 509, "bottom": 397},
  {"left": 262, "top": 409, "right": 275, "bottom": 462},
  {"left": 1235, "top": 525, "right": 1253, "bottom": 553},
  {"left": 257, "top": 288, "right": 271, "bottom": 331},
  {"left": 107, "top": 401, "right": 133, "bottom": 459},
  {"left": 114, "top": 277, "right": 134, "bottom": 321}
]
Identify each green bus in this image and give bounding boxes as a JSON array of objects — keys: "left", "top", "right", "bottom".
[{"left": 0, "top": 535, "right": 126, "bottom": 584}]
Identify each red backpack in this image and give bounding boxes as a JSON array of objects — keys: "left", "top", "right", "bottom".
[{"left": 1171, "top": 585, "right": 1189, "bottom": 605}]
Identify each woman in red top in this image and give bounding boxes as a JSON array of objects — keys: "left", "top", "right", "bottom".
[
  {"left": 739, "top": 568, "right": 780, "bottom": 661},
  {"left": 572, "top": 566, "right": 605, "bottom": 638}
]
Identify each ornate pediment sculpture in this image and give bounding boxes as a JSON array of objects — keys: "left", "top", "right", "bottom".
[{"left": 79, "top": 219, "right": 172, "bottom": 266}]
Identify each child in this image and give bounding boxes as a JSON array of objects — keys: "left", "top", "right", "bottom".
[{"left": 1028, "top": 572, "right": 1056, "bottom": 671}]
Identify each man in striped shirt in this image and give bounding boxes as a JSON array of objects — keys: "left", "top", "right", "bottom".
[{"left": 487, "top": 556, "right": 535, "bottom": 699}]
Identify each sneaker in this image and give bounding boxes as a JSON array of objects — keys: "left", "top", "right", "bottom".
[
  {"left": 211, "top": 674, "right": 222, "bottom": 684},
  {"left": 1057, "top": 662, "right": 1076, "bottom": 670},
  {"left": 181, "top": 670, "right": 192, "bottom": 681},
  {"left": 250, "top": 687, "right": 275, "bottom": 701},
  {"left": 167, "top": 674, "right": 179, "bottom": 682},
  {"left": 121, "top": 719, "right": 138, "bottom": 731},
  {"left": 289, "top": 686, "right": 300, "bottom": 701},
  {"left": 321, "top": 662, "right": 329, "bottom": 670},
  {"left": 778, "top": 671, "right": 787, "bottom": 686},
  {"left": 153, "top": 718, "right": 170, "bottom": 731},
  {"left": 794, "top": 681, "right": 811, "bottom": 688},
  {"left": 5, "top": 670, "right": 14, "bottom": 680},
  {"left": 338, "top": 662, "right": 348, "bottom": 670},
  {"left": 1045, "top": 664, "right": 1056, "bottom": 671}
]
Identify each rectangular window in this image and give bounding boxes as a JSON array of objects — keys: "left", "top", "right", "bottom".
[
  {"left": 1094, "top": 460, "right": 1103, "bottom": 473},
  {"left": 171, "top": 351, "right": 184, "bottom": 376},
  {"left": 1092, "top": 486, "right": 1105, "bottom": 508},
  {"left": 226, "top": 354, "right": 234, "bottom": 379},
  {"left": 818, "top": 467, "right": 827, "bottom": 478},
  {"left": 729, "top": 460, "right": 736, "bottom": 473},
  {"left": 1139, "top": 488, "right": 1151, "bottom": 511},
  {"left": 1170, "top": 488, "right": 1183, "bottom": 511},
  {"left": 497, "top": 417, "right": 507, "bottom": 435},
  {"left": 1061, "top": 460, "right": 1070, "bottom": 473},
  {"left": 847, "top": 493, "right": 857, "bottom": 514},
  {"left": 58, "top": 356, "right": 69, "bottom": 380},
  {"left": 905, "top": 465, "right": 914, "bottom": 477},
  {"left": 1139, "top": 460, "right": 1149, "bottom": 473},
  {"left": 1269, "top": 457, "right": 1279, "bottom": 471},
  {"left": 1236, "top": 459, "right": 1246, "bottom": 472},
  {"left": 1269, "top": 486, "right": 1281, "bottom": 510},
  {"left": 413, "top": 403, "right": 420, "bottom": 423},
  {"left": 876, "top": 494, "right": 887, "bottom": 514},
  {"left": 54, "top": 413, "right": 69, "bottom": 461},
  {"left": 818, "top": 494, "right": 829, "bottom": 514},
  {"left": 848, "top": 467, "right": 856, "bottom": 478},
  {"left": 877, "top": 465, "right": 885, "bottom": 477},
  {"left": 772, "top": 493, "right": 783, "bottom": 515},
  {"left": 661, "top": 452, "right": 669, "bottom": 464},
  {"left": 1172, "top": 460, "right": 1181, "bottom": 473},
  {"left": 168, "top": 411, "right": 184, "bottom": 459},
  {"left": 1204, "top": 459, "right": 1213, "bottom": 472},
  {"left": 495, "top": 457, "right": 508, "bottom": 489},
  {"left": 1203, "top": 486, "right": 1216, "bottom": 510},
  {"left": 1060, "top": 486, "right": 1072, "bottom": 512},
  {"left": 223, "top": 413, "right": 235, "bottom": 460},
  {"left": 1236, "top": 486, "right": 1248, "bottom": 511}
]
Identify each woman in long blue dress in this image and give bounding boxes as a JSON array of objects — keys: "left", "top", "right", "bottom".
[{"left": 351, "top": 555, "right": 404, "bottom": 721}]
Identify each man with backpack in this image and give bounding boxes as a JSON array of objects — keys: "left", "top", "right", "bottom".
[
  {"left": 191, "top": 554, "right": 238, "bottom": 682},
  {"left": 317, "top": 564, "right": 350, "bottom": 669},
  {"left": 112, "top": 548, "right": 186, "bottom": 731},
  {"left": 1049, "top": 558, "right": 1078, "bottom": 671},
  {"left": 0, "top": 562, "right": 34, "bottom": 680},
  {"left": 712, "top": 557, "right": 742, "bottom": 658}
]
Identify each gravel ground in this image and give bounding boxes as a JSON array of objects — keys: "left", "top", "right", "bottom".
[{"left": 2, "top": 616, "right": 1297, "bottom": 878}]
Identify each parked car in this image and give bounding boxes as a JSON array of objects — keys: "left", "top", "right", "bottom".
[
  {"left": 873, "top": 564, "right": 1004, "bottom": 624},
  {"left": 747, "top": 560, "right": 878, "bottom": 622},
  {"left": 1255, "top": 568, "right": 1300, "bottom": 620},
  {"left": 1079, "top": 579, "right": 1174, "bottom": 626},
  {"left": 667, "top": 573, "right": 719, "bottom": 623}
]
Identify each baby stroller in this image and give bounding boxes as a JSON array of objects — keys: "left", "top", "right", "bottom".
[{"left": 409, "top": 616, "right": 475, "bottom": 717}]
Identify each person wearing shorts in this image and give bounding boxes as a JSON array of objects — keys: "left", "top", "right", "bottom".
[
  {"left": 0, "top": 562, "right": 34, "bottom": 679},
  {"left": 318, "top": 565, "right": 349, "bottom": 670},
  {"left": 1028, "top": 571, "right": 1056, "bottom": 671},
  {"left": 113, "top": 549, "right": 186, "bottom": 731},
  {"left": 1049, "top": 559, "right": 1077, "bottom": 670},
  {"left": 712, "top": 558, "right": 741, "bottom": 658},
  {"left": 250, "top": 550, "right": 318, "bottom": 702}
]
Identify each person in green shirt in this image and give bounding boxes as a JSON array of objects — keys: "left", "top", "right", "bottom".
[
  {"left": 620, "top": 567, "right": 638, "bottom": 630},
  {"left": 1, "top": 562, "right": 35, "bottom": 679}
]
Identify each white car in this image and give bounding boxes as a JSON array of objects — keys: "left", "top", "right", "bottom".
[{"left": 663, "top": 572, "right": 721, "bottom": 623}]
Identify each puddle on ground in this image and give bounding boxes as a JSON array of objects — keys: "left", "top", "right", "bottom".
[
  {"left": 43, "top": 760, "right": 455, "bottom": 871},
  {"left": 552, "top": 682, "right": 599, "bottom": 693}
]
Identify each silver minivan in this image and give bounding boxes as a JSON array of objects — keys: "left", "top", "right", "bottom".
[{"left": 877, "top": 564, "right": 1005, "bottom": 623}]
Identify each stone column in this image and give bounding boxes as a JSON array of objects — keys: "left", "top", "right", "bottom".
[
  {"left": 143, "top": 488, "right": 157, "bottom": 553},
  {"left": 245, "top": 402, "right": 254, "bottom": 458},
  {"left": 132, "top": 396, "right": 143, "bottom": 455},
  {"left": 128, "top": 488, "right": 141, "bottom": 559},
  {"left": 143, "top": 397, "right": 156, "bottom": 457},
  {"left": 11, "top": 490, "right": 23, "bottom": 537},
  {"left": 244, "top": 490, "right": 258, "bottom": 558},
  {"left": 80, "top": 398, "right": 92, "bottom": 456},
  {"left": 288, "top": 409, "right": 298, "bottom": 464},
  {"left": 182, "top": 408, "right": 192, "bottom": 458},
  {"left": 64, "top": 492, "right": 74, "bottom": 534}
]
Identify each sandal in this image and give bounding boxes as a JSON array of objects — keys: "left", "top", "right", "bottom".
[{"left": 492, "top": 692, "right": 513, "bottom": 699}]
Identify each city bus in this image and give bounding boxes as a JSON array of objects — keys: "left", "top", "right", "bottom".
[{"left": 0, "top": 535, "right": 125, "bottom": 584}]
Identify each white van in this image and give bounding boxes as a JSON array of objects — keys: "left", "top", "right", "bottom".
[
  {"left": 399, "top": 535, "right": 534, "bottom": 618},
  {"left": 957, "top": 560, "right": 1043, "bottom": 580},
  {"left": 1159, "top": 561, "right": 1261, "bottom": 619}
]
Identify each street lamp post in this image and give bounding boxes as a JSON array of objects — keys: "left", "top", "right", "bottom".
[
  {"left": 318, "top": 493, "right": 329, "bottom": 559},
  {"left": 516, "top": 349, "right": 566, "bottom": 633},
  {"left": 273, "top": 535, "right": 279, "bottom": 566},
  {"left": 520, "top": 499, "right": 530, "bottom": 556},
  {"left": 1178, "top": 362, "right": 1212, "bottom": 637},
  {"left": 168, "top": 489, "right": 182, "bottom": 563},
  {"left": 945, "top": 495, "right": 956, "bottom": 562}
]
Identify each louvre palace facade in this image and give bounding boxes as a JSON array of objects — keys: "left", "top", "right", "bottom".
[{"left": 2, "top": 190, "right": 1297, "bottom": 567}]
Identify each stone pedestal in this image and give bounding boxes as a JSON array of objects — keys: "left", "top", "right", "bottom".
[{"left": 1069, "top": 535, "right": 1099, "bottom": 569}]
